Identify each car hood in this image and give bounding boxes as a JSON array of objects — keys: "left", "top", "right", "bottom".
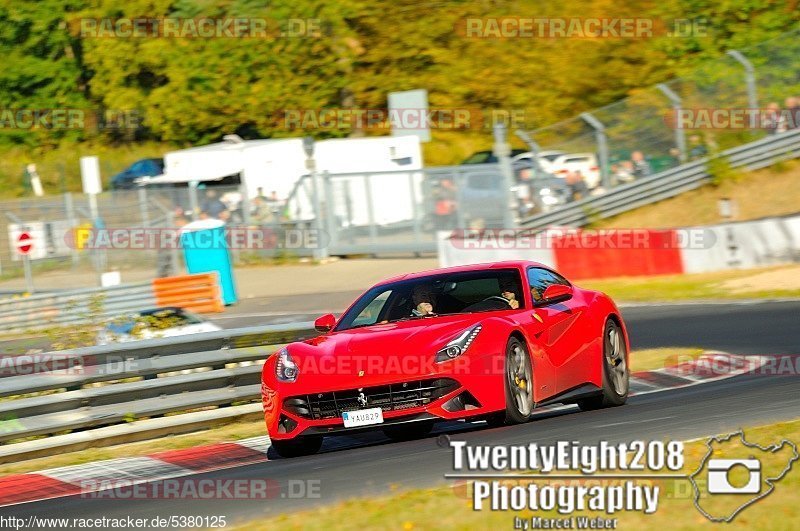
[
  {"left": 324, "top": 315, "right": 485, "bottom": 355},
  {"left": 282, "top": 314, "right": 494, "bottom": 384}
]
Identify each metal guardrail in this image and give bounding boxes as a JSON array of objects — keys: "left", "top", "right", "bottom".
[
  {"left": 0, "top": 273, "right": 226, "bottom": 334},
  {"left": 0, "top": 322, "right": 317, "bottom": 443},
  {"left": 0, "top": 283, "right": 155, "bottom": 333},
  {"left": 519, "top": 129, "right": 800, "bottom": 229}
]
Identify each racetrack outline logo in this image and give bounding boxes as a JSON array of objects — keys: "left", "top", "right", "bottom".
[{"left": 689, "top": 430, "right": 799, "bottom": 522}]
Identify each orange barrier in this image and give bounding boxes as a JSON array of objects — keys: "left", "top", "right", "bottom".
[{"left": 152, "top": 273, "right": 224, "bottom": 314}]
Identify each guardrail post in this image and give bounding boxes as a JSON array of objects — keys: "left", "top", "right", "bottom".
[
  {"left": 322, "top": 171, "right": 338, "bottom": 251},
  {"left": 580, "top": 112, "right": 611, "bottom": 188},
  {"left": 657, "top": 83, "right": 689, "bottom": 163},
  {"left": 493, "top": 122, "right": 517, "bottom": 229},
  {"left": 239, "top": 182, "right": 251, "bottom": 226},
  {"left": 304, "top": 137, "right": 330, "bottom": 261},
  {"left": 64, "top": 192, "right": 79, "bottom": 269},
  {"left": 188, "top": 181, "right": 200, "bottom": 221},
  {"left": 514, "top": 129, "right": 546, "bottom": 212},
  {"left": 727, "top": 50, "right": 759, "bottom": 129},
  {"left": 363, "top": 174, "right": 378, "bottom": 249},
  {"left": 138, "top": 187, "right": 150, "bottom": 227},
  {"left": 453, "top": 167, "right": 466, "bottom": 228},
  {"left": 409, "top": 171, "right": 422, "bottom": 251}
]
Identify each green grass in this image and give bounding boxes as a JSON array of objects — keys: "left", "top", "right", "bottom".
[
  {"left": 630, "top": 348, "right": 704, "bottom": 373},
  {"left": 0, "top": 142, "right": 169, "bottom": 198},
  {"left": 578, "top": 265, "right": 800, "bottom": 302},
  {"left": 597, "top": 159, "right": 800, "bottom": 229}
]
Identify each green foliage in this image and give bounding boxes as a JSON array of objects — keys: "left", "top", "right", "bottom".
[
  {"left": 705, "top": 153, "right": 742, "bottom": 187},
  {"left": 0, "top": 0, "right": 798, "bottom": 185}
]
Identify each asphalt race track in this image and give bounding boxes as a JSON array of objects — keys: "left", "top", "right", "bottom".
[{"left": 2, "top": 300, "right": 799, "bottom": 527}]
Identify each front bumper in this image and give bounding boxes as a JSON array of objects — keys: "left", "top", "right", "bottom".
[{"left": 262, "top": 354, "right": 505, "bottom": 440}]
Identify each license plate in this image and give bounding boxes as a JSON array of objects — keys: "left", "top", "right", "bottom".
[{"left": 342, "top": 407, "right": 384, "bottom": 428}]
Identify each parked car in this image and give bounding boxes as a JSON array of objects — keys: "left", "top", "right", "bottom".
[
  {"left": 548, "top": 153, "right": 601, "bottom": 189},
  {"left": 460, "top": 149, "right": 529, "bottom": 165},
  {"left": 443, "top": 157, "right": 571, "bottom": 226},
  {"left": 110, "top": 158, "right": 164, "bottom": 190},
  {"left": 511, "top": 150, "right": 566, "bottom": 173},
  {"left": 96, "top": 307, "right": 221, "bottom": 344},
  {"left": 261, "top": 261, "right": 630, "bottom": 457}
]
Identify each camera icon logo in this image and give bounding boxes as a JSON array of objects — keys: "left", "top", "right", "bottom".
[
  {"left": 707, "top": 458, "right": 761, "bottom": 494},
  {"left": 689, "top": 430, "right": 798, "bottom": 522}
]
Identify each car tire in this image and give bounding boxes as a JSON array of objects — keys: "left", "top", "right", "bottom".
[
  {"left": 578, "top": 319, "right": 629, "bottom": 411},
  {"left": 269, "top": 436, "right": 323, "bottom": 458},
  {"left": 487, "top": 336, "right": 534, "bottom": 426},
  {"left": 382, "top": 420, "right": 434, "bottom": 441}
]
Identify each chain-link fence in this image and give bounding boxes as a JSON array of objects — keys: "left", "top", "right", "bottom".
[{"left": 520, "top": 27, "right": 800, "bottom": 194}]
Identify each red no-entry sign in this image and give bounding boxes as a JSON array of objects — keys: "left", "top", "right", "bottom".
[{"left": 16, "top": 232, "right": 33, "bottom": 256}]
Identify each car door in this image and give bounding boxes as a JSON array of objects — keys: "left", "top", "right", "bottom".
[{"left": 526, "top": 266, "right": 592, "bottom": 396}]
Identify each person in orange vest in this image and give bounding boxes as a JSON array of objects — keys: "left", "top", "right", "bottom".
[{"left": 433, "top": 178, "right": 457, "bottom": 228}]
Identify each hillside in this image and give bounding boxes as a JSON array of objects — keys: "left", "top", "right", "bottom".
[{"left": 597, "top": 159, "right": 800, "bottom": 228}]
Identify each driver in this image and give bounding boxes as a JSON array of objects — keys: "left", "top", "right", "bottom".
[
  {"left": 411, "top": 284, "right": 436, "bottom": 316},
  {"left": 499, "top": 277, "right": 520, "bottom": 309}
]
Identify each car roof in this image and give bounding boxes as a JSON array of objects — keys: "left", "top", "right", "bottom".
[
  {"left": 374, "top": 260, "right": 548, "bottom": 286},
  {"left": 556, "top": 153, "right": 595, "bottom": 160}
]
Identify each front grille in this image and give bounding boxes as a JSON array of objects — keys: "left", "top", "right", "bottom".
[{"left": 284, "top": 378, "right": 459, "bottom": 420}]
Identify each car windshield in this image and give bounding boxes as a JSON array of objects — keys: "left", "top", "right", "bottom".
[{"left": 335, "top": 268, "right": 524, "bottom": 331}]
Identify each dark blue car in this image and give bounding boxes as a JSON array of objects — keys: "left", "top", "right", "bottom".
[{"left": 110, "top": 158, "right": 164, "bottom": 189}]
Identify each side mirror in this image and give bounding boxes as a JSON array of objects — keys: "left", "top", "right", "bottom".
[
  {"left": 539, "top": 284, "right": 573, "bottom": 306},
  {"left": 314, "top": 313, "right": 336, "bottom": 333}
]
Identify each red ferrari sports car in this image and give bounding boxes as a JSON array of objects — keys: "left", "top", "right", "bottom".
[{"left": 261, "top": 260, "right": 630, "bottom": 457}]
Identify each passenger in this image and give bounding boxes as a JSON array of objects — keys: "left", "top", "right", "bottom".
[{"left": 411, "top": 284, "right": 436, "bottom": 316}]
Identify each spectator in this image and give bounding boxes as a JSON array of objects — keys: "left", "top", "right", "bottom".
[
  {"left": 612, "top": 161, "right": 635, "bottom": 183},
  {"left": 172, "top": 206, "right": 189, "bottom": 228},
  {"left": 688, "top": 135, "right": 708, "bottom": 160},
  {"left": 565, "top": 170, "right": 588, "bottom": 201},
  {"left": 201, "top": 189, "right": 227, "bottom": 219},
  {"left": 251, "top": 195, "right": 275, "bottom": 224},
  {"left": 630, "top": 151, "right": 651, "bottom": 178},
  {"left": 763, "top": 102, "right": 786, "bottom": 135},
  {"left": 667, "top": 148, "right": 682, "bottom": 167},
  {"left": 786, "top": 97, "right": 800, "bottom": 130},
  {"left": 433, "top": 178, "right": 457, "bottom": 228}
]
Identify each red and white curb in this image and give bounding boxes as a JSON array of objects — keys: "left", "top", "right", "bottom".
[
  {"left": 0, "top": 437, "right": 271, "bottom": 507},
  {"left": 629, "top": 351, "right": 770, "bottom": 396},
  {"left": 0, "top": 352, "right": 767, "bottom": 507}
]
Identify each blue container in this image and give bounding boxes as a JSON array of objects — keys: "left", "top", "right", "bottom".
[{"left": 180, "top": 219, "right": 237, "bottom": 305}]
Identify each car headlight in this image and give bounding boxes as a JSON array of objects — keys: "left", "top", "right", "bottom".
[
  {"left": 275, "top": 348, "right": 299, "bottom": 382},
  {"left": 436, "top": 325, "right": 482, "bottom": 363}
]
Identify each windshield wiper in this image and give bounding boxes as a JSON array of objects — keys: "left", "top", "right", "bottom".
[{"left": 391, "top": 313, "right": 439, "bottom": 323}]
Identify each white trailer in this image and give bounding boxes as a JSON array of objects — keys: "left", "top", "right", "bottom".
[{"left": 143, "top": 135, "right": 423, "bottom": 226}]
